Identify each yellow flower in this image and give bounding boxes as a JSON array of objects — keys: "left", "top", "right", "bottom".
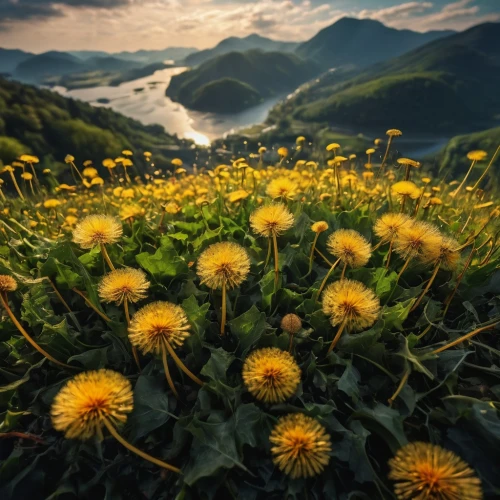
[
  {"left": 322, "top": 279, "right": 380, "bottom": 331},
  {"left": 258, "top": 146, "right": 267, "bottom": 154},
  {"left": 386, "top": 129, "right": 403, "bottom": 137},
  {"left": 73, "top": 215, "right": 123, "bottom": 249},
  {"left": 122, "top": 149, "right": 133, "bottom": 156},
  {"left": 250, "top": 203, "right": 294, "bottom": 237},
  {"left": 21, "top": 172, "right": 33, "bottom": 180},
  {"left": 44, "top": 199, "right": 62, "bottom": 209},
  {"left": 326, "top": 143, "right": 340, "bottom": 151},
  {"left": 99, "top": 268, "right": 150, "bottom": 305},
  {"left": 311, "top": 221, "right": 328, "bottom": 233},
  {"left": 128, "top": 301, "right": 190, "bottom": 355},
  {"left": 172, "top": 158, "right": 183, "bottom": 167},
  {"left": 51, "top": 369, "right": 133, "bottom": 440},
  {"left": 0, "top": 275, "right": 17, "bottom": 293},
  {"left": 326, "top": 229, "right": 371, "bottom": 268},
  {"left": 164, "top": 202, "right": 181, "bottom": 214},
  {"left": 396, "top": 158, "right": 420, "bottom": 168},
  {"left": 266, "top": 177, "right": 298, "bottom": 200},
  {"left": 388, "top": 442, "right": 482, "bottom": 500},
  {"left": 226, "top": 189, "right": 250, "bottom": 203},
  {"left": 277, "top": 147, "right": 288, "bottom": 158},
  {"left": 83, "top": 167, "right": 98, "bottom": 179},
  {"left": 467, "top": 150, "right": 487, "bottom": 162},
  {"left": 64, "top": 155, "right": 75, "bottom": 163},
  {"left": 197, "top": 242, "right": 250, "bottom": 290},
  {"left": 420, "top": 236, "right": 460, "bottom": 270},
  {"left": 269, "top": 413, "right": 331, "bottom": 479},
  {"left": 119, "top": 203, "right": 144, "bottom": 220},
  {"left": 374, "top": 213, "right": 412, "bottom": 243},
  {"left": 242, "top": 347, "right": 301, "bottom": 403},
  {"left": 394, "top": 221, "right": 442, "bottom": 259},
  {"left": 392, "top": 181, "right": 421, "bottom": 200}
]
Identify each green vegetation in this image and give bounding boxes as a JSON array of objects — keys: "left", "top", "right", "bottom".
[
  {"left": 167, "top": 50, "right": 320, "bottom": 113},
  {"left": 190, "top": 78, "right": 262, "bottom": 113},
  {"left": 272, "top": 22, "right": 500, "bottom": 133},
  {"left": 0, "top": 77, "right": 187, "bottom": 169}
]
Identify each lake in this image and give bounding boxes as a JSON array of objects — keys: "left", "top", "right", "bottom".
[{"left": 53, "top": 67, "right": 284, "bottom": 146}]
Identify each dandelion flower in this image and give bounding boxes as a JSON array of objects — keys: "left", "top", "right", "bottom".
[
  {"left": 0, "top": 275, "right": 17, "bottom": 293},
  {"left": 322, "top": 279, "right": 380, "bottom": 332},
  {"left": 388, "top": 442, "right": 482, "bottom": 500},
  {"left": 128, "top": 301, "right": 190, "bottom": 355},
  {"left": 73, "top": 214, "right": 122, "bottom": 249},
  {"left": 51, "top": 369, "right": 133, "bottom": 440},
  {"left": 270, "top": 413, "right": 331, "bottom": 479},
  {"left": 386, "top": 129, "right": 403, "bottom": 137},
  {"left": 242, "top": 347, "right": 301, "bottom": 403},
  {"left": 421, "top": 236, "right": 460, "bottom": 271},
  {"left": 467, "top": 150, "right": 487, "bottom": 162},
  {"left": 311, "top": 221, "right": 328, "bottom": 233},
  {"left": 197, "top": 242, "right": 250, "bottom": 290},
  {"left": 99, "top": 268, "right": 150, "bottom": 305},
  {"left": 327, "top": 229, "right": 371, "bottom": 271},
  {"left": 250, "top": 203, "right": 294, "bottom": 237},
  {"left": 374, "top": 213, "right": 412, "bottom": 243},
  {"left": 266, "top": 177, "right": 298, "bottom": 200},
  {"left": 394, "top": 221, "right": 442, "bottom": 260},
  {"left": 392, "top": 181, "right": 420, "bottom": 200}
]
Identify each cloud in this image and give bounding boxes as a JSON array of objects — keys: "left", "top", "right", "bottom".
[{"left": 250, "top": 13, "right": 278, "bottom": 30}]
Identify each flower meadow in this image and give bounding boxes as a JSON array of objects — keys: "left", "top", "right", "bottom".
[{"left": 0, "top": 133, "right": 500, "bottom": 499}]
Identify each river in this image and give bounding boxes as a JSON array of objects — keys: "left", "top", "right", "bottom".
[{"left": 52, "top": 67, "right": 284, "bottom": 146}]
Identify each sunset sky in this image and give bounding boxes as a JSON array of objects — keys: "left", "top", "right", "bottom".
[{"left": 0, "top": 0, "right": 499, "bottom": 53}]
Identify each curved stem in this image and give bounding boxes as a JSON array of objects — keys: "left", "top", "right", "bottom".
[
  {"left": 388, "top": 369, "right": 410, "bottom": 406},
  {"left": 306, "top": 233, "right": 320, "bottom": 277},
  {"left": 327, "top": 318, "right": 347, "bottom": 354},
  {"left": 163, "top": 340, "right": 203, "bottom": 386},
  {"left": 379, "top": 136, "right": 393, "bottom": 177},
  {"left": 264, "top": 237, "right": 272, "bottom": 270},
  {"left": 340, "top": 261, "right": 347, "bottom": 280},
  {"left": 220, "top": 282, "right": 227, "bottom": 336},
  {"left": 162, "top": 343, "right": 179, "bottom": 399},
  {"left": 100, "top": 243, "right": 115, "bottom": 271},
  {"left": 430, "top": 321, "right": 500, "bottom": 355},
  {"left": 46, "top": 277, "right": 81, "bottom": 331},
  {"left": 288, "top": 333, "right": 294, "bottom": 353},
  {"left": 472, "top": 146, "right": 500, "bottom": 191},
  {"left": 124, "top": 298, "right": 141, "bottom": 371},
  {"left": 102, "top": 418, "right": 181, "bottom": 473},
  {"left": 316, "top": 258, "right": 341, "bottom": 301},
  {"left": 72, "top": 288, "right": 111, "bottom": 323},
  {"left": 0, "top": 293, "right": 73, "bottom": 369},
  {"left": 410, "top": 264, "right": 440, "bottom": 312},
  {"left": 385, "top": 237, "right": 394, "bottom": 269},
  {"left": 314, "top": 247, "right": 333, "bottom": 267},
  {"left": 8, "top": 170, "right": 24, "bottom": 200},
  {"left": 70, "top": 161, "right": 84, "bottom": 182},
  {"left": 452, "top": 160, "right": 476, "bottom": 198}
]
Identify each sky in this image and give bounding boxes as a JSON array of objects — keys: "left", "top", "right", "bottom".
[{"left": 0, "top": 0, "right": 499, "bottom": 53}]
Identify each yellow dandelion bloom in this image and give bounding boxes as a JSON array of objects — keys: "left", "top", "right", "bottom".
[
  {"left": 51, "top": 369, "right": 133, "bottom": 440},
  {"left": 322, "top": 279, "right": 380, "bottom": 331},
  {"left": 99, "top": 268, "right": 150, "bottom": 305},
  {"left": 467, "top": 150, "right": 487, "bottom": 162},
  {"left": 420, "top": 236, "right": 460, "bottom": 270},
  {"left": 270, "top": 413, "right": 331, "bottom": 479},
  {"left": 392, "top": 181, "right": 421, "bottom": 200},
  {"left": 374, "top": 213, "right": 412, "bottom": 243},
  {"left": 44, "top": 199, "right": 62, "bottom": 209},
  {"left": 326, "top": 143, "right": 340, "bottom": 151},
  {"left": 172, "top": 158, "right": 183, "bottom": 167},
  {"left": 0, "top": 275, "right": 17, "bottom": 293},
  {"left": 227, "top": 190, "right": 250, "bottom": 203},
  {"left": 388, "top": 442, "right": 482, "bottom": 500},
  {"left": 397, "top": 158, "right": 420, "bottom": 168},
  {"left": 128, "top": 301, "right": 190, "bottom": 355},
  {"left": 311, "top": 221, "right": 328, "bottom": 233},
  {"left": 277, "top": 147, "right": 288, "bottom": 158},
  {"left": 326, "top": 229, "right": 371, "bottom": 268},
  {"left": 83, "top": 167, "right": 98, "bottom": 179},
  {"left": 72, "top": 215, "right": 122, "bottom": 249},
  {"left": 242, "top": 347, "right": 301, "bottom": 403},
  {"left": 386, "top": 129, "right": 403, "bottom": 137},
  {"left": 197, "top": 241, "right": 250, "bottom": 290},
  {"left": 250, "top": 203, "right": 294, "bottom": 237},
  {"left": 266, "top": 177, "right": 298, "bottom": 200},
  {"left": 394, "top": 221, "right": 442, "bottom": 259}
]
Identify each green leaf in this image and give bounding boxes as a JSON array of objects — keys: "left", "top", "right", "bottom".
[{"left": 229, "top": 305, "right": 267, "bottom": 357}]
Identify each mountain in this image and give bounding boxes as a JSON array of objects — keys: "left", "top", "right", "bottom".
[
  {"left": 0, "top": 77, "right": 181, "bottom": 169},
  {"left": 185, "top": 34, "right": 298, "bottom": 67},
  {"left": 70, "top": 47, "right": 197, "bottom": 64},
  {"left": 14, "top": 51, "right": 84, "bottom": 82},
  {"left": 296, "top": 17, "right": 455, "bottom": 69},
  {"left": 84, "top": 56, "right": 142, "bottom": 72},
  {"left": 271, "top": 22, "right": 500, "bottom": 133},
  {"left": 167, "top": 50, "right": 320, "bottom": 113},
  {"left": 0, "top": 48, "right": 33, "bottom": 74}
]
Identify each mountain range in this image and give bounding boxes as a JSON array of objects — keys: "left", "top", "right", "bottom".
[{"left": 269, "top": 21, "right": 500, "bottom": 133}]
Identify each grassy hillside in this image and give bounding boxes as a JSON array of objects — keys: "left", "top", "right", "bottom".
[
  {"left": 190, "top": 78, "right": 262, "bottom": 113},
  {"left": 271, "top": 22, "right": 500, "bottom": 133},
  {"left": 0, "top": 77, "right": 184, "bottom": 168},
  {"left": 296, "top": 17, "right": 454, "bottom": 70},
  {"left": 167, "top": 50, "right": 320, "bottom": 113}
]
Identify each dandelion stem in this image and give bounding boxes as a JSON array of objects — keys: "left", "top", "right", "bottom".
[
  {"left": 163, "top": 340, "right": 203, "bottom": 386},
  {"left": 264, "top": 237, "right": 272, "bottom": 270},
  {"left": 340, "top": 261, "right": 347, "bottom": 280},
  {"left": 472, "top": 145, "right": 500, "bottom": 191},
  {"left": 327, "top": 318, "right": 347, "bottom": 354},
  {"left": 385, "top": 238, "right": 394, "bottom": 269},
  {"left": 272, "top": 232, "right": 279, "bottom": 287},
  {"left": 429, "top": 321, "right": 500, "bottom": 355},
  {"left": 316, "top": 258, "right": 341, "bottom": 301},
  {"left": 443, "top": 249, "right": 475, "bottom": 317},
  {"left": 72, "top": 288, "right": 111, "bottom": 323},
  {"left": 379, "top": 136, "right": 393, "bottom": 177},
  {"left": 8, "top": 170, "right": 24, "bottom": 200},
  {"left": 451, "top": 160, "right": 476, "bottom": 198},
  {"left": 288, "top": 333, "right": 294, "bottom": 353},
  {"left": 70, "top": 161, "right": 85, "bottom": 182},
  {"left": 124, "top": 298, "right": 141, "bottom": 372},
  {"left": 161, "top": 343, "right": 179, "bottom": 399},
  {"left": 388, "top": 369, "right": 410, "bottom": 406},
  {"left": 0, "top": 292, "right": 73, "bottom": 369},
  {"left": 0, "top": 431, "right": 45, "bottom": 444},
  {"left": 46, "top": 277, "right": 81, "bottom": 331},
  {"left": 410, "top": 263, "right": 440, "bottom": 312},
  {"left": 102, "top": 418, "right": 181, "bottom": 473},
  {"left": 220, "top": 282, "right": 227, "bottom": 336},
  {"left": 314, "top": 247, "right": 334, "bottom": 267},
  {"left": 100, "top": 243, "right": 116, "bottom": 271},
  {"left": 306, "top": 233, "right": 320, "bottom": 277}
]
